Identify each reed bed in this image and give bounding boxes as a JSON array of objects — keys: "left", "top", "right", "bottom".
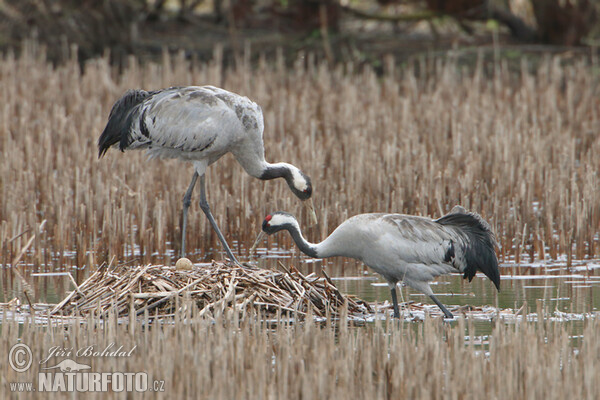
[
  {"left": 49, "top": 261, "right": 371, "bottom": 319},
  {"left": 0, "top": 307, "right": 598, "bottom": 399},
  {"left": 0, "top": 40, "right": 599, "bottom": 279}
]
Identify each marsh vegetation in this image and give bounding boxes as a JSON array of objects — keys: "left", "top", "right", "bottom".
[
  {"left": 2, "top": 307, "right": 600, "bottom": 399},
  {"left": 1, "top": 42, "right": 599, "bottom": 272},
  {"left": 1, "top": 38, "right": 599, "bottom": 398}
]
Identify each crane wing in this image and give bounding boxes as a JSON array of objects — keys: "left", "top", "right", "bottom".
[
  {"left": 134, "top": 87, "right": 239, "bottom": 153},
  {"left": 436, "top": 211, "right": 500, "bottom": 289},
  {"left": 99, "top": 86, "right": 264, "bottom": 157},
  {"left": 377, "top": 214, "right": 457, "bottom": 267}
]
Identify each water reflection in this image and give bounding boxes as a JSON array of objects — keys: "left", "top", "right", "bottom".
[
  {"left": 249, "top": 247, "right": 600, "bottom": 339},
  {"left": 2, "top": 245, "right": 599, "bottom": 339}
]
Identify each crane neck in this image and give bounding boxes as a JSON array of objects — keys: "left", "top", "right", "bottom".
[
  {"left": 231, "top": 148, "right": 287, "bottom": 180},
  {"left": 259, "top": 162, "right": 293, "bottom": 181},
  {"left": 259, "top": 162, "right": 311, "bottom": 200},
  {"left": 285, "top": 224, "right": 319, "bottom": 259}
]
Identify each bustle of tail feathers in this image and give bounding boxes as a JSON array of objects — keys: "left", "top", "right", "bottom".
[
  {"left": 98, "top": 89, "right": 154, "bottom": 158},
  {"left": 436, "top": 208, "right": 500, "bottom": 291}
]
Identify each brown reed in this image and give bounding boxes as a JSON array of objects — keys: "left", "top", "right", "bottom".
[
  {"left": 50, "top": 261, "right": 372, "bottom": 318},
  {"left": 0, "top": 306, "right": 598, "bottom": 399},
  {"left": 1, "top": 41, "right": 599, "bottom": 279}
]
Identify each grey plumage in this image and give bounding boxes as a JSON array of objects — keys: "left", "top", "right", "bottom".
[
  {"left": 259, "top": 207, "right": 500, "bottom": 318},
  {"left": 98, "top": 86, "right": 315, "bottom": 263}
]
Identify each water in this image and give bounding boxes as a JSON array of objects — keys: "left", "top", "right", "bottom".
[
  {"left": 2, "top": 245, "right": 599, "bottom": 340},
  {"left": 264, "top": 250, "right": 599, "bottom": 305},
  {"left": 249, "top": 246, "right": 600, "bottom": 340}
]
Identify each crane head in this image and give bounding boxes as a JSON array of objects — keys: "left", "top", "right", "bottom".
[
  {"left": 283, "top": 168, "right": 317, "bottom": 225},
  {"left": 261, "top": 164, "right": 317, "bottom": 224},
  {"left": 261, "top": 212, "right": 298, "bottom": 235},
  {"left": 286, "top": 168, "right": 313, "bottom": 201},
  {"left": 249, "top": 212, "right": 300, "bottom": 254}
]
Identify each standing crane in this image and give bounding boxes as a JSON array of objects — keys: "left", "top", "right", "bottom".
[
  {"left": 253, "top": 206, "right": 500, "bottom": 318},
  {"left": 98, "top": 85, "right": 317, "bottom": 265}
]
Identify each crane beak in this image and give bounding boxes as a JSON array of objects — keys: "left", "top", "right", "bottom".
[
  {"left": 249, "top": 231, "right": 266, "bottom": 255},
  {"left": 304, "top": 198, "right": 318, "bottom": 226}
]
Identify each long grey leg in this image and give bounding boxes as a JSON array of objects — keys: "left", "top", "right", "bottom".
[
  {"left": 429, "top": 294, "right": 454, "bottom": 319},
  {"left": 198, "top": 174, "right": 241, "bottom": 266},
  {"left": 390, "top": 286, "right": 401, "bottom": 319},
  {"left": 181, "top": 172, "right": 199, "bottom": 258}
]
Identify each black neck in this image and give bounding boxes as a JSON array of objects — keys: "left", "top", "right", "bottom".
[
  {"left": 260, "top": 164, "right": 290, "bottom": 182},
  {"left": 286, "top": 225, "right": 319, "bottom": 259}
]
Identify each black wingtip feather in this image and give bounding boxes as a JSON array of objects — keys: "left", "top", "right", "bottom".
[
  {"left": 437, "top": 209, "right": 500, "bottom": 291},
  {"left": 443, "top": 241, "right": 455, "bottom": 263},
  {"left": 98, "top": 89, "right": 153, "bottom": 158}
]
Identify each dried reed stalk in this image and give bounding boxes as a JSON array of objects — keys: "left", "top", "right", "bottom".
[
  {"left": 50, "top": 261, "right": 372, "bottom": 318},
  {"left": 0, "top": 41, "right": 599, "bottom": 282},
  {"left": 2, "top": 305, "right": 599, "bottom": 399}
]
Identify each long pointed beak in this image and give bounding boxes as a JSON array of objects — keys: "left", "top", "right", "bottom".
[
  {"left": 249, "top": 231, "right": 266, "bottom": 255},
  {"left": 304, "top": 198, "right": 318, "bottom": 226}
]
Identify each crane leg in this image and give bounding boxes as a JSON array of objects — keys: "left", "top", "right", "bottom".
[
  {"left": 181, "top": 172, "right": 199, "bottom": 258},
  {"left": 389, "top": 286, "right": 401, "bottom": 319},
  {"left": 429, "top": 294, "right": 454, "bottom": 319},
  {"left": 198, "top": 174, "right": 241, "bottom": 266}
]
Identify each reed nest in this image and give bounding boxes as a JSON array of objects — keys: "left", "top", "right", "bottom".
[{"left": 50, "top": 261, "right": 373, "bottom": 318}]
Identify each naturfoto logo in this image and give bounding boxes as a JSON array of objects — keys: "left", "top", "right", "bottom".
[{"left": 8, "top": 343, "right": 165, "bottom": 393}]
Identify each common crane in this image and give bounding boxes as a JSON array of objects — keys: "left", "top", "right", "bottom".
[
  {"left": 98, "top": 85, "right": 316, "bottom": 264},
  {"left": 253, "top": 206, "right": 500, "bottom": 318}
]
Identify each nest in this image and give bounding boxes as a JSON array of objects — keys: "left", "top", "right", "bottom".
[{"left": 50, "top": 261, "right": 373, "bottom": 319}]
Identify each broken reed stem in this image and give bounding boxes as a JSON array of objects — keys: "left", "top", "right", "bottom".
[
  {"left": 0, "top": 42, "right": 599, "bottom": 273},
  {"left": 2, "top": 303, "right": 599, "bottom": 399},
  {"left": 51, "top": 260, "right": 372, "bottom": 319}
]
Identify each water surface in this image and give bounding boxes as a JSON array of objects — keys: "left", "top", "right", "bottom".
[{"left": 2, "top": 244, "right": 599, "bottom": 341}]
